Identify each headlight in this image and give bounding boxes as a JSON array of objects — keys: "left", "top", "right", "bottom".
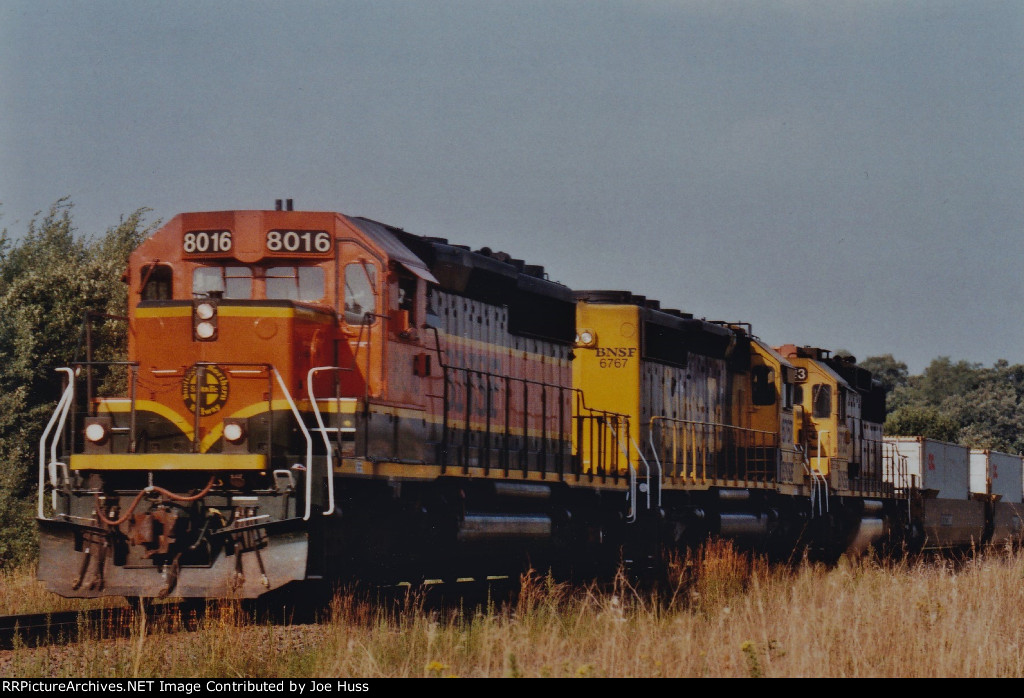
[
  {"left": 575, "top": 329, "right": 597, "bottom": 347},
  {"left": 85, "top": 422, "right": 108, "bottom": 443},
  {"left": 223, "top": 422, "right": 245, "bottom": 443},
  {"left": 195, "top": 302, "right": 216, "bottom": 320},
  {"left": 195, "top": 321, "right": 216, "bottom": 339}
]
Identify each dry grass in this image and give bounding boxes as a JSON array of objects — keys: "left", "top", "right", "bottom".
[
  {"left": 5, "top": 541, "right": 1024, "bottom": 677},
  {"left": 0, "top": 566, "right": 120, "bottom": 616}
]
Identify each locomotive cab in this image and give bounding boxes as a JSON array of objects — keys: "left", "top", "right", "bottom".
[
  {"left": 37, "top": 206, "right": 608, "bottom": 598},
  {"left": 37, "top": 209, "right": 450, "bottom": 598},
  {"left": 774, "top": 346, "right": 889, "bottom": 499},
  {"left": 775, "top": 345, "right": 854, "bottom": 488},
  {"left": 735, "top": 333, "right": 799, "bottom": 486}
]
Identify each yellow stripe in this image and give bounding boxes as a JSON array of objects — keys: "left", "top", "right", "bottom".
[
  {"left": 97, "top": 399, "right": 196, "bottom": 440},
  {"left": 70, "top": 453, "right": 267, "bottom": 471},
  {"left": 334, "top": 458, "right": 598, "bottom": 482},
  {"left": 334, "top": 461, "right": 774, "bottom": 494},
  {"left": 96, "top": 397, "right": 554, "bottom": 448},
  {"left": 95, "top": 397, "right": 357, "bottom": 419},
  {"left": 136, "top": 305, "right": 334, "bottom": 322},
  {"left": 198, "top": 398, "right": 358, "bottom": 451},
  {"left": 98, "top": 398, "right": 357, "bottom": 453},
  {"left": 218, "top": 306, "right": 334, "bottom": 323},
  {"left": 135, "top": 306, "right": 191, "bottom": 318}
]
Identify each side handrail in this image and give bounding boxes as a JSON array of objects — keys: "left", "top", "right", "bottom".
[
  {"left": 649, "top": 415, "right": 779, "bottom": 483},
  {"left": 271, "top": 367, "right": 315, "bottom": 521},
  {"left": 307, "top": 365, "right": 358, "bottom": 517},
  {"left": 431, "top": 324, "right": 598, "bottom": 476},
  {"left": 615, "top": 425, "right": 639, "bottom": 523},
  {"left": 49, "top": 372, "right": 79, "bottom": 513},
  {"left": 883, "top": 442, "right": 912, "bottom": 519},
  {"left": 647, "top": 430, "right": 664, "bottom": 507},
  {"left": 66, "top": 360, "right": 140, "bottom": 446},
  {"left": 572, "top": 389, "right": 630, "bottom": 479},
  {"left": 813, "top": 429, "right": 830, "bottom": 514},
  {"left": 39, "top": 368, "right": 76, "bottom": 519},
  {"left": 802, "top": 445, "right": 829, "bottom": 517},
  {"left": 629, "top": 435, "right": 653, "bottom": 512}
]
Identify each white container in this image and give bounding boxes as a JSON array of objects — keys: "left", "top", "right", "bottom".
[
  {"left": 970, "top": 449, "right": 1023, "bottom": 503},
  {"left": 885, "top": 436, "right": 970, "bottom": 499}
]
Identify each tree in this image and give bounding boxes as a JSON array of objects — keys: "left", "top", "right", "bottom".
[
  {"left": 0, "top": 199, "right": 155, "bottom": 567},
  {"left": 859, "top": 354, "right": 909, "bottom": 394},
  {"left": 884, "top": 405, "right": 960, "bottom": 443}
]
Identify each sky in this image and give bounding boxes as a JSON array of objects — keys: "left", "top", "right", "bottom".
[{"left": 1, "top": 1, "right": 1021, "bottom": 374}]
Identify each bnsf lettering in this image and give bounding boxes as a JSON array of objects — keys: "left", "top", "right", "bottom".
[
  {"left": 595, "top": 347, "right": 637, "bottom": 357},
  {"left": 595, "top": 347, "right": 635, "bottom": 369}
]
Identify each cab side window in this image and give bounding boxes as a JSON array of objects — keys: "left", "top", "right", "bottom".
[
  {"left": 141, "top": 264, "right": 173, "bottom": 300},
  {"left": 751, "top": 365, "right": 777, "bottom": 406},
  {"left": 812, "top": 383, "right": 832, "bottom": 419},
  {"left": 344, "top": 262, "right": 377, "bottom": 324},
  {"left": 395, "top": 273, "right": 418, "bottom": 329}
]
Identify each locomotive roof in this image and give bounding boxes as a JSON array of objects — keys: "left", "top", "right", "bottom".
[
  {"left": 749, "top": 337, "right": 795, "bottom": 369},
  {"left": 574, "top": 289, "right": 732, "bottom": 337},
  {"left": 356, "top": 216, "right": 574, "bottom": 304},
  {"left": 575, "top": 288, "right": 738, "bottom": 361},
  {"left": 775, "top": 345, "right": 852, "bottom": 390},
  {"left": 346, "top": 217, "right": 439, "bottom": 283}
]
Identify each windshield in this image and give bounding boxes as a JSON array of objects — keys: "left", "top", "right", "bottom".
[
  {"left": 192, "top": 264, "right": 325, "bottom": 301},
  {"left": 192, "top": 266, "right": 252, "bottom": 298},
  {"left": 266, "top": 266, "right": 325, "bottom": 301},
  {"left": 344, "top": 262, "right": 376, "bottom": 324}
]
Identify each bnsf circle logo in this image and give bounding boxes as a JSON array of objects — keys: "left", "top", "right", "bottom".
[{"left": 181, "top": 365, "right": 230, "bottom": 416}]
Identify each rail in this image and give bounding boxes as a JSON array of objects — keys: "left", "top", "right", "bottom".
[
  {"left": 38, "top": 368, "right": 75, "bottom": 519},
  {"left": 575, "top": 402, "right": 630, "bottom": 481},
  {"left": 620, "top": 434, "right": 654, "bottom": 522},
  {"left": 37, "top": 361, "right": 318, "bottom": 520},
  {"left": 846, "top": 436, "right": 897, "bottom": 497},
  {"left": 268, "top": 366, "right": 315, "bottom": 520},
  {"left": 649, "top": 416, "right": 779, "bottom": 484},
  {"left": 647, "top": 431, "right": 664, "bottom": 507},
  {"left": 811, "top": 430, "right": 830, "bottom": 515},
  {"left": 307, "top": 365, "right": 359, "bottom": 517},
  {"left": 428, "top": 327, "right": 629, "bottom": 480},
  {"left": 881, "top": 441, "right": 912, "bottom": 518},
  {"left": 807, "top": 466, "right": 829, "bottom": 516}
]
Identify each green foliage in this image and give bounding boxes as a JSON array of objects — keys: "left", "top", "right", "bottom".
[
  {"left": 869, "top": 354, "right": 1024, "bottom": 454},
  {"left": 859, "top": 354, "right": 909, "bottom": 395},
  {"left": 884, "top": 406, "right": 960, "bottom": 443},
  {"left": 0, "top": 198, "right": 155, "bottom": 568}
]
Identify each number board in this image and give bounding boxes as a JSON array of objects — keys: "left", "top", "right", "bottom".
[
  {"left": 182, "top": 230, "right": 233, "bottom": 255},
  {"left": 266, "top": 230, "right": 333, "bottom": 255}
]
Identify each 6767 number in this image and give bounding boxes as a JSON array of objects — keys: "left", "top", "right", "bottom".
[{"left": 599, "top": 358, "right": 629, "bottom": 368}]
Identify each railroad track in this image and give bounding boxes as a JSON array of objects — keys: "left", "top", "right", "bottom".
[
  {"left": 0, "top": 603, "right": 200, "bottom": 650},
  {"left": 0, "top": 577, "right": 521, "bottom": 650}
]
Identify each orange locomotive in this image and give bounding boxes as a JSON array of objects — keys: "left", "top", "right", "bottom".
[{"left": 37, "top": 203, "right": 632, "bottom": 598}]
